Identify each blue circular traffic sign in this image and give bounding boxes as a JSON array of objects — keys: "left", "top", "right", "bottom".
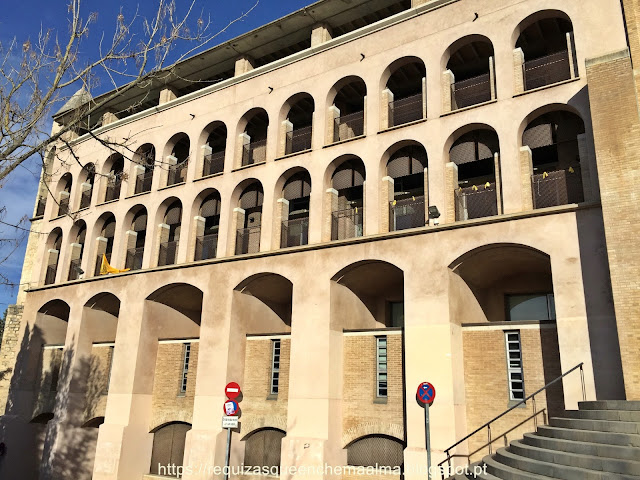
[
  {"left": 223, "top": 400, "right": 239, "bottom": 416},
  {"left": 417, "top": 382, "right": 436, "bottom": 405}
]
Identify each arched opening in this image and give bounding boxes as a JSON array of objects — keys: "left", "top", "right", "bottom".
[
  {"left": 282, "top": 93, "right": 314, "bottom": 155},
  {"left": 195, "top": 192, "right": 221, "bottom": 260},
  {"left": 44, "top": 229, "right": 63, "bottom": 285},
  {"left": 386, "top": 144, "right": 428, "bottom": 231},
  {"left": 347, "top": 435, "right": 405, "bottom": 468},
  {"left": 330, "top": 157, "right": 365, "bottom": 240},
  {"left": 202, "top": 123, "right": 227, "bottom": 176},
  {"left": 67, "top": 221, "right": 86, "bottom": 281},
  {"left": 235, "top": 182, "right": 264, "bottom": 255},
  {"left": 149, "top": 422, "right": 192, "bottom": 476},
  {"left": 523, "top": 110, "right": 586, "bottom": 208},
  {"left": 243, "top": 428, "right": 286, "bottom": 473},
  {"left": 329, "top": 77, "right": 367, "bottom": 143},
  {"left": 515, "top": 12, "right": 576, "bottom": 91},
  {"left": 158, "top": 200, "right": 182, "bottom": 266},
  {"left": 167, "top": 135, "right": 190, "bottom": 186},
  {"left": 383, "top": 57, "right": 426, "bottom": 128},
  {"left": 104, "top": 154, "right": 124, "bottom": 202},
  {"left": 445, "top": 36, "right": 495, "bottom": 110},
  {"left": 56, "top": 173, "right": 72, "bottom": 216},
  {"left": 79, "top": 163, "right": 95, "bottom": 209},
  {"left": 93, "top": 214, "right": 117, "bottom": 276},
  {"left": 449, "top": 127, "right": 501, "bottom": 220},
  {"left": 125, "top": 206, "right": 148, "bottom": 270},
  {"left": 240, "top": 109, "right": 269, "bottom": 166},
  {"left": 133, "top": 144, "right": 156, "bottom": 194},
  {"left": 280, "top": 170, "right": 311, "bottom": 247}
]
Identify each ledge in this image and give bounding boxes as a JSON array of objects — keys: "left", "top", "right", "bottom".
[
  {"left": 158, "top": 182, "right": 185, "bottom": 191},
  {"left": 96, "top": 198, "right": 120, "bottom": 207},
  {"left": 193, "top": 172, "right": 224, "bottom": 182},
  {"left": 440, "top": 99, "right": 497, "bottom": 117},
  {"left": 125, "top": 190, "right": 151, "bottom": 199},
  {"left": 232, "top": 161, "right": 266, "bottom": 173},
  {"left": 323, "top": 134, "right": 365, "bottom": 149},
  {"left": 378, "top": 117, "right": 427, "bottom": 134},
  {"left": 462, "top": 320, "right": 556, "bottom": 328},
  {"left": 513, "top": 77, "right": 581, "bottom": 98},
  {"left": 275, "top": 148, "right": 312, "bottom": 161}
]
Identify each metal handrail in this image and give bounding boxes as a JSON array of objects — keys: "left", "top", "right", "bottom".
[{"left": 439, "top": 362, "right": 585, "bottom": 476}]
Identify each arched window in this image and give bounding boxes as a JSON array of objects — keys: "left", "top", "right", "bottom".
[
  {"left": 168, "top": 138, "right": 189, "bottom": 186},
  {"left": 347, "top": 435, "right": 404, "bottom": 468},
  {"left": 236, "top": 183, "right": 263, "bottom": 254},
  {"left": 149, "top": 422, "right": 191, "bottom": 476},
  {"left": 240, "top": 110, "right": 269, "bottom": 166},
  {"left": 243, "top": 428, "right": 286, "bottom": 474},
  {"left": 94, "top": 215, "right": 117, "bottom": 275},
  {"left": 282, "top": 94, "right": 314, "bottom": 155},
  {"left": 195, "top": 193, "right": 221, "bottom": 260},
  {"left": 44, "top": 230, "right": 63, "bottom": 285},
  {"left": 383, "top": 58, "right": 426, "bottom": 128},
  {"left": 57, "top": 173, "right": 72, "bottom": 216},
  {"left": 202, "top": 124, "right": 227, "bottom": 176},
  {"left": 387, "top": 145, "right": 427, "bottom": 231},
  {"left": 105, "top": 157, "right": 124, "bottom": 202},
  {"left": 159, "top": 201, "right": 182, "bottom": 266},
  {"left": 445, "top": 37, "right": 495, "bottom": 111},
  {"left": 79, "top": 164, "right": 95, "bottom": 209},
  {"left": 125, "top": 208, "right": 148, "bottom": 270},
  {"left": 329, "top": 77, "right": 366, "bottom": 143},
  {"left": 68, "top": 223, "right": 86, "bottom": 280},
  {"left": 134, "top": 144, "right": 155, "bottom": 194},
  {"left": 281, "top": 172, "right": 311, "bottom": 247},
  {"left": 331, "top": 159, "right": 365, "bottom": 240}
]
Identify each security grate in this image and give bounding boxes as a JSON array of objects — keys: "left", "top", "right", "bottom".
[
  {"left": 389, "top": 195, "right": 425, "bottom": 231},
  {"left": 270, "top": 339, "right": 281, "bottom": 395},
  {"left": 244, "top": 428, "right": 286, "bottom": 473},
  {"left": 125, "top": 247, "right": 144, "bottom": 270},
  {"left": 532, "top": 167, "right": 583, "bottom": 209},
  {"left": 57, "top": 196, "right": 69, "bottom": 217},
  {"left": 242, "top": 139, "right": 267, "bottom": 166},
  {"left": 285, "top": 125, "right": 312, "bottom": 154},
  {"left": 104, "top": 177, "right": 122, "bottom": 202},
  {"left": 388, "top": 93, "right": 423, "bottom": 127},
  {"left": 180, "top": 343, "right": 191, "bottom": 394},
  {"left": 505, "top": 331, "right": 525, "bottom": 401},
  {"left": 167, "top": 161, "right": 188, "bottom": 186},
  {"left": 68, "top": 258, "right": 82, "bottom": 280},
  {"left": 523, "top": 50, "right": 571, "bottom": 91},
  {"left": 334, "top": 110, "right": 364, "bottom": 142},
  {"left": 455, "top": 184, "right": 498, "bottom": 220},
  {"left": 203, "top": 151, "right": 225, "bottom": 176},
  {"left": 79, "top": 188, "right": 92, "bottom": 209},
  {"left": 44, "top": 263, "right": 57, "bottom": 285},
  {"left": 195, "top": 234, "right": 218, "bottom": 260},
  {"left": 452, "top": 73, "right": 492, "bottom": 110},
  {"left": 347, "top": 435, "right": 405, "bottom": 468},
  {"left": 135, "top": 170, "right": 153, "bottom": 193}
]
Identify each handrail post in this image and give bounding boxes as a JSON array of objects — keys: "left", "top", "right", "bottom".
[
  {"left": 532, "top": 394, "right": 537, "bottom": 430},
  {"left": 487, "top": 424, "right": 492, "bottom": 455},
  {"left": 580, "top": 364, "right": 586, "bottom": 402}
]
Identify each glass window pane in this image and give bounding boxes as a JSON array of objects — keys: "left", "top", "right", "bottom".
[{"left": 507, "top": 294, "right": 553, "bottom": 321}]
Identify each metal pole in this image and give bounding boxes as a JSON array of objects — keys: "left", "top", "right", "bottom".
[
  {"left": 425, "top": 404, "right": 432, "bottom": 480},
  {"left": 224, "top": 427, "right": 231, "bottom": 480}
]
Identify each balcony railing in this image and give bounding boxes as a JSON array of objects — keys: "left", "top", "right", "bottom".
[
  {"left": 285, "top": 126, "right": 312, "bottom": 155},
  {"left": 455, "top": 183, "right": 498, "bottom": 221},
  {"left": 44, "top": 264, "right": 57, "bottom": 285},
  {"left": 532, "top": 167, "right": 583, "bottom": 209},
  {"left": 195, "top": 233, "right": 218, "bottom": 260},
  {"left": 167, "top": 161, "right": 188, "bottom": 186},
  {"left": 281, "top": 216, "right": 309, "bottom": 248},
  {"left": 57, "top": 197, "right": 69, "bottom": 217},
  {"left": 203, "top": 151, "right": 225, "bottom": 176},
  {"left": 68, "top": 258, "right": 82, "bottom": 281},
  {"left": 35, "top": 197, "right": 46, "bottom": 217},
  {"left": 523, "top": 50, "right": 571, "bottom": 91},
  {"left": 158, "top": 241, "right": 179, "bottom": 266},
  {"left": 125, "top": 246, "right": 145, "bottom": 270},
  {"left": 334, "top": 110, "right": 364, "bottom": 143},
  {"left": 389, "top": 195, "right": 425, "bottom": 231},
  {"left": 79, "top": 189, "right": 92, "bottom": 209},
  {"left": 105, "top": 178, "right": 122, "bottom": 202},
  {"left": 452, "top": 73, "right": 492, "bottom": 110},
  {"left": 331, "top": 207, "right": 364, "bottom": 240},
  {"left": 388, "top": 93, "right": 423, "bottom": 127},
  {"left": 135, "top": 170, "right": 153, "bottom": 194},
  {"left": 242, "top": 139, "right": 267, "bottom": 166},
  {"left": 236, "top": 226, "right": 261, "bottom": 255}
]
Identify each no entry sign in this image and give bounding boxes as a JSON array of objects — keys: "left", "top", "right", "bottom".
[
  {"left": 225, "top": 382, "right": 241, "bottom": 399},
  {"left": 417, "top": 382, "right": 436, "bottom": 405}
]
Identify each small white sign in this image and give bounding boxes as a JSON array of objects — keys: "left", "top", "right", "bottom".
[{"left": 222, "top": 416, "right": 239, "bottom": 429}]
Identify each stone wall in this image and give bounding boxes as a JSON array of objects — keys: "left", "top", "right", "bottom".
[{"left": 0, "top": 305, "right": 23, "bottom": 415}]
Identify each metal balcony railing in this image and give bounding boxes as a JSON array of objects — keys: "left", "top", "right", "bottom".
[
  {"left": 79, "top": 189, "right": 92, "bottom": 209},
  {"left": 452, "top": 73, "right": 492, "bottom": 110},
  {"left": 35, "top": 197, "right": 46, "bottom": 217},
  {"left": 333, "top": 110, "right": 364, "bottom": 142},
  {"left": 455, "top": 183, "right": 498, "bottom": 220},
  {"left": 68, "top": 258, "right": 82, "bottom": 281},
  {"left": 532, "top": 167, "right": 584, "bottom": 209},
  {"left": 44, "top": 264, "right": 57, "bottom": 285},
  {"left": 524, "top": 50, "right": 571, "bottom": 91},
  {"left": 195, "top": 233, "right": 218, "bottom": 260},
  {"left": 57, "top": 197, "right": 69, "bottom": 217},
  {"left": 125, "top": 246, "right": 144, "bottom": 270},
  {"left": 331, "top": 207, "right": 364, "bottom": 240},
  {"left": 285, "top": 126, "right": 312, "bottom": 155},
  {"left": 388, "top": 93, "right": 423, "bottom": 127},
  {"left": 281, "top": 216, "right": 309, "bottom": 248},
  {"left": 135, "top": 170, "right": 153, "bottom": 194},
  {"left": 104, "top": 178, "right": 122, "bottom": 202},
  {"left": 158, "top": 241, "right": 179, "bottom": 266},
  {"left": 242, "top": 139, "right": 267, "bottom": 166},
  {"left": 236, "top": 226, "right": 261, "bottom": 255},
  {"left": 389, "top": 195, "right": 425, "bottom": 231},
  {"left": 203, "top": 151, "right": 225, "bottom": 176},
  {"left": 167, "top": 161, "right": 187, "bottom": 186}
]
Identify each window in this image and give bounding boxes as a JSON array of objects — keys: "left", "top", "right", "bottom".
[
  {"left": 376, "top": 336, "right": 388, "bottom": 397},
  {"left": 180, "top": 343, "right": 191, "bottom": 395},
  {"left": 506, "top": 294, "right": 555, "bottom": 321},
  {"left": 505, "top": 331, "right": 525, "bottom": 401},
  {"left": 388, "top": 302, "right": 404, "bottom": 328},
  {"left": 270, "top": 339, "right": 281, "bottom": 395}
]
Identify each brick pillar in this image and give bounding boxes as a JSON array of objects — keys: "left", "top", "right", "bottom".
[
  {"left": 311, "top": 23, "right": 333, "bottom": 47},
  {"left": 326, "top": 106, "right": 340, "bottom": 144},
  {"left": 236, "top": 133, "right": 250, "bottom": 168},
  {"left": 41, "top": 249, "right": 59, "bottom": 284},
  {"left": 489, "top": 56, "right": 496, "bottom": 100},
  {"left": 362, "top": 95, "right": 368, "bottom": 136},
  {"left": 273, "top": 198, "right": 289, "bottom": 248},
  {"left": 422, "top": 77, "right": 427, "bottom": 119},
  {"left": 230, "top": 208, "right": 245, "bottom": 255},
  {"left": 122, "top": 231, "right": 137, "bottom": 269},
  {"left": 234, "top": 55, "right": 255, "bottom": 76},
  {"left": 567, "top": 32, "right": 576, "bottom": 78},
  {"left": 200, "top": 145, "right": 212, "bottom": 178},
  {"left": 191, "top": 216, "right": 206, "bottom": 261},
  {"left": 519, "top": 147, "right": 534, "bottom": 211},
  {"left": 280, "top": 120, "right": 293, "bottom": 157},
  {"left": 494, "top": 152, "right": 503, "bottom": 215},
  {"left": 153, "top": 224, "right": 170, "bottom": 267},
  {"left": 586, "top": 49, "right": 640, "bottom": 399},
  {"left": 65, "top": 242, "right": 83, "bottom": 281},
  {"left": 159, "top": 87, "right": 178, "bottom": 104},
  {"left": 323, "top": 188, "right": 339, "bottom": 242},
  {"left": 380, "top": 176, "right": 395, "bottom": 233},
  {"left": 161, "top": 155, "right": 177, "bottom": 187},
  {"left": 444, "top": 162, "right": 459, "bottom": 223},
  {"left": 423, "top": 168, "right": 431, "bottom": 226},
  {"left": 57, "top": 191, "right": 69, "bottom": 217},
  {"left": 513, "top": 48, "right": 525, "bottom": 94},
  {"left": 91, "top": 237, "right": 108, "bottom": 277},
  {"left": 381, "top": 88, "right": 394, "bottom": 130},
  {"left": 442, "top": 70, "right": 455, "bottom": 113}
]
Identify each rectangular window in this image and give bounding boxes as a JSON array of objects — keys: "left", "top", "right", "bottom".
[
  {"left": 506, "top": 294, "right": 555, "bottom": 321},
  {"left": 270, "top": 339, "right": 281, "bottom": 395},
  {"left": 180, "top": 343, "right": 191, "bottom": 395},
  {"left": 505, "top": 331, "right": 525, "bottom": 401},
  {"left": 376, "top": 336, "right": 388, "bottom": 398}
]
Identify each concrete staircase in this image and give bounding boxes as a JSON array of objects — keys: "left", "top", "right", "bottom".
[{"left": 469, "top": 401, "right": 640, "bottom": 480}]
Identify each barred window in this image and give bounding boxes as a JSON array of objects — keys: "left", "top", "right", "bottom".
[
  {"left": 180, "top": 343, "right": 191, "bottom": 395},
  {"left": 271, "top": 339, "right": 281, "bottom": 395},
  {"left": 376, "top": 337, "right": 388, "bottom": 397},
  {"left": 505, "top": 331, "right": 525, "bottom": 401}
]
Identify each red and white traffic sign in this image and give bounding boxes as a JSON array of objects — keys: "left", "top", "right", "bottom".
[
  {"left": 225, "top": 382, "right": 241, "bottom": 400},
  {"left": 417, "top": 382, "right": 436, "bottom": 405},
  {"left": 224, "top": 400, "right": 239, "bottom": 416}
]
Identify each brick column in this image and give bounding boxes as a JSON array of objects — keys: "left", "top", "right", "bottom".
[
  {"left": 153, "top": 224, "right": 170, "bottom": 267},
  {"left": 513, "top": 48, "right": 525, "bottom": 94},
  {"left": 519, "top": 147, "right": 534, "bottom": 211},
  {"left": 273, "top": 198, "right": 289, "bottom": 248},
  {"left": 422, "top": 77, "right": 427, "bottom": 119},
  {"left": 161, "top": 155, "right": 177, "bottom": 187},
  {"left": 423, "top": 168, "right": 431, "bottom": 225},
  {"left": 236, "top": 133, "right": 250, "bottom": 169},
  {"left": 494, "top": 152, "right": 503, "bottom": 215},
  {"left": 191, "top": 216, "right": 206, "bottom": 261},
  {"left": 323, "top": 188, "right": 339, "bottom": 242},
  {"left": 381, "top": 88, "right": 394, "bottom": 130},
  {"left": 200, "top": 145, "right": 212, "bottom": 178},
  {"left": 57, "top": 191, "right": 69, "bottom": 216},
  {"left": 280, "top": 120, "right": 293, "bottom": 157},
  {"left": 65, "top": 242, "right": 83, "bottom": 281},
  {"left": 326, "top": 106, "right": 339, "bottom": 144},
  {"left": 442, "top": 70, "right": 455, "bottom": 113},
  {"left": 129, "top": 165, "right": 144, "bottom": 196},
  {"left": 489, "top": 56, "right": 496, "bottom": 100},
  {"left": 567, "top": 32, "right": 576, "bottom": 78},
  {"left": 91, "top": 237, "right": 108, "bottom": 277},
  {"left": 41, "top": 249, "right": 59, "bottom": 284},
  {"left": 380, "top": 176, "right": 394, "bottom": 233},
  {"left": 122, "top": 231, "right": 137, "bottom": 269},
  {"left": 444, "top": 162, "right": 459, "bottom": 224},
  {"left": 229, "top": 208, "right": 245, "bottom": 255}
]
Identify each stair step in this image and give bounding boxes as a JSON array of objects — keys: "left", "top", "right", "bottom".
[
  {"left": 510, "top": 439, "right": 640, "bottom": 475},
  {"left": 565, "top": 409, "right": 640, "bottom": 422},
  {"left": 550, "top": 417, "right": 640, "bottom": 434},
  {"left": 483, "top": 454, "right": 555, "bottom": 480},
  {"left": 523, "top": 432, "right": 640, "bottom": 461},
  {"left": 495, "top": 446, "right": 639, "bottom": 480},
  {"left": 579, "top": 401, "right": 640, "bottom": 411},
  {"left": 537, "top": 425, "right": 640, "bottom": 447}
]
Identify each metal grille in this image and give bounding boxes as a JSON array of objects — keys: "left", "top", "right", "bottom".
[
  {"left": 285, "top": 125, "right": 312, "bottom": 154},
  {"left": 331, "top": 207, "right": 364, "bottom": 240},
  {"left": 524, "top": 50, "right": 571, "bottom": 91},
  {"left": 158, "top": 241, "right": 178, "bottom": 266},
  {"left": 242, "top": 139, "right": 267, "bottom": 166},
  {"left": 125, "top": 247, "right": 144, "bottom": 270},
  {"left": 523, "top": 123, "right": 554, "bottom": 149},
  {"left": 135, "top": 170, "right": 153, "bottom": 193},
  {"left": 332, "top": 163, "right": 365, "bottom": 190},
  {"left": 270, "top": 339, "right": 281, "bottom": 394},
  {"left": 333, "top": 110, "right": 364, "bottom": 142},
  {"left": 452, "top": 73, "right": 491, "bottom": 110},
  {"left": 281, "top": 216, "right": 309, "bottom": 247},
  {"left": 57, "top": 196, "right": 69, "bottom": 216},
  {"left": 347, "top": 435, "right": 405, "bottom": 468},
  {"left": 180, "top": 343, "right": 191, "bottom": 394},
  {"left": 44, "top": 263, "right": 57, "bottom": 285},
  {"left": 388, "top": 93, "right": 423, "bottom": 127},
  {"left": 195, "top": 234, "right": 218, "bottom": 260},
  {"left": 532, "top": 167, "right": 584, "bottom": 209},
  {"left": 505, "top": 331, "right": 525, "bottom": 401},
  {"left": 389, "top": 195, "right": 425, "bottom": 231},
  {"left": 203, "top": 151, "right": 225, "bottom": 176},
  {"left": 167, "top": 161, "right": 188, "bottom": 186},
  {"left": 104, "top": 178, "right": 122, "bottom": 202},
  {"left": 132, "top": 211, "right": 147, "bottom": 232},
  {"left": 455, "top": 184, "right": 498, "bottom": 220},
  {"left": 79, "top": 188, "right": 92, "bottom": 209},
  {"left": 200, "top": 196, "right": 221, "bottom": 217},
  {"left": 244, "top": 428, "right": 285, "bottom": 473},
  {"left": 240, "top": 186, "right": 264, "bottom": 209},
  {"left": 283, "top": 174, "right": 311, "bottom": 201},
  {"left": 165, "top": 204, "right": 182, "bottom": 226},
  {"left": 35, "top": 197, "right": 46, "bottom": 217},
  {"left": 387, "top": 147, "right": 426, "bottom": 178},
  {"left": 376, "top": 336, "right": 388, "bottom": 397},
  {"left": 68, "top": 258, "right": 82, "bottom": 280},
  {"left": 236, "top": 226, "right": 261, "bottom": 255}
]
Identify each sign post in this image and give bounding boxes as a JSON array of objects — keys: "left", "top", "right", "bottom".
[
  {"left": 417, "top": 382, "right": 436, "bottom": 480},
  {"left": 223, "top": 383, "right": 241, "bottom": 480}
]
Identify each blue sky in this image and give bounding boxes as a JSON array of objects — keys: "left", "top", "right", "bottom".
[{"left": 0, "top": 0, "right": 311, "bottom": 310}]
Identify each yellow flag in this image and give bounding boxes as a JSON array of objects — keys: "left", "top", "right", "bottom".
[
  {"left": 485, "top": 182, "right": 491, "bottom": 188},
  {"left": 568, "top": 166, "right": 575, "bottom": 173},
  {"left": 100, "top": 254, "right": 130, "bottom": 275},
  {"left": 472, "top": 185, "right": 478, "bottom": 191},
  {"left": 542, "top": 172, "right": 549, "bottom": 178}
]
